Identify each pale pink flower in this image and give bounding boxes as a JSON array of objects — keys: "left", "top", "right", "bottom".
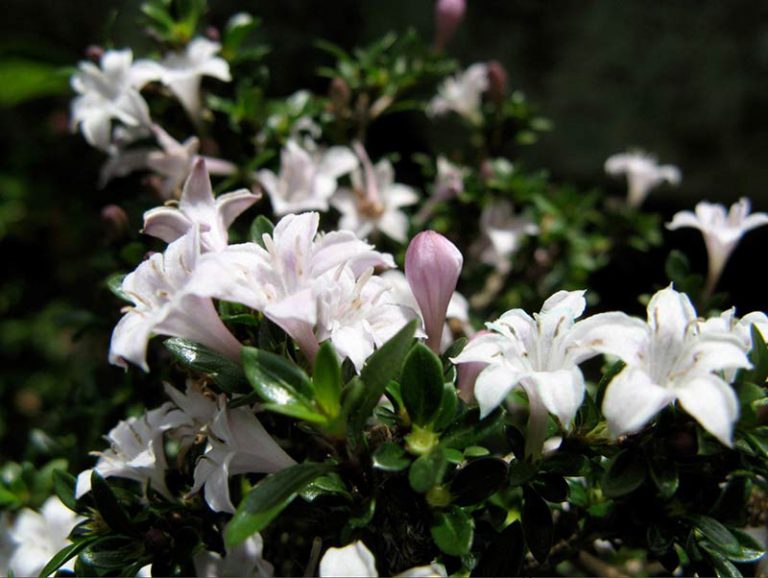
[{"left": 605, "top": 151, "right": 681, "bottom": 207}]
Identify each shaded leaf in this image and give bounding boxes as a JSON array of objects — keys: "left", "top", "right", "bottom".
[
  {"left": 431, "top": 508, "right": 474, "bottom": 557},
  {"left": 522, "top": 485, "right": 553, "bottom": 564},
  {"left": 165, "top": 337, "right": 247, "bottom": 394}
]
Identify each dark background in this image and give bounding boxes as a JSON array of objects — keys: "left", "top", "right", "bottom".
[{"left": 2, "top": 0, "right": 768, "bottom": 465}]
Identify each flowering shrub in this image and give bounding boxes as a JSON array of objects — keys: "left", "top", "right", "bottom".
[{"left": 2, "top": 1, "right": 768, "bottom": 576}]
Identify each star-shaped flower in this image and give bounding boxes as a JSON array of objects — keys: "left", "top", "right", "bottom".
[
  {"left": 475, "top": 200, "right": 538, "bottom": 273},
  {"left": 667, "top": 198, "right": 768, "bottom": 296},
  {"left": 588, "top": 286, "right": 750, "bottom": 446},
  {"left": 256, "top": 139, "right": 358, "bottom": 216},
  {"left": 143, "top": 158, "right": 258, "bottom": 251},
  {"left": 332, "top": 143, "right": 419, "bottom": 243},
  {"left": 70, "top": 49, "right": 154, "bottom": 150},
  {"left": 109, "top": 229, "right": 242, "bottom": 371},
  {"left": 605, "top": 150, "right": 681, "bottom": 207},
  {"left": 427, "top": 63, "right": 489, "bottom": 125}
]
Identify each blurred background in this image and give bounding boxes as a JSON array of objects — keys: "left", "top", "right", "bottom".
[{"left": 2, "top": 0, "right": 768, "bottom": 475}]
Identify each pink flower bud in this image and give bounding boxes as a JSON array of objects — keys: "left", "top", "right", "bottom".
[
  {"left": 85, "top": 45, "right": 104, "bottom": 62},
  {"left": 456, "top": 330, "right": 489, "bottom": 403},
  {"left": 101, "top": 204, "right": 130, "bottom": 240},
  {"left": 406, "top": 231, "right": 463, "bottom": 352},
  {"left": 486, "top": 60, "right": 507, "bottom": 105},
  {"left": 434, "top": 0, "right": 466, "bottom": 52}
]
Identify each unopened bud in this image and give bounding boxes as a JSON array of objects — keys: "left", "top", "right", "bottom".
[
  {"left": 329, "top": 77, "right": 351, "bottom": 109},
  {"left": 434, "top": 0, "right": 466, "bottom": 52},
  {"left": 101, "top": 204, "right": 130, "bottom": 240},
  {"left": 204, "top": 26, "right": 221, "bottom": 42},
  {"left": 406, "top": 231, "right": 464, "bottom": 352},
  {"left": 486, "top": 60, "right": 507, "bottom": 104},
  {"left": 85, "top": 45, "right": 104, "bottom": 62}
]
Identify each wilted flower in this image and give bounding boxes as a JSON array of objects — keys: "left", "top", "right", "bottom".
[
  {"left": 588, "top": 286, "right": 750, "bottom": 446},
  {"left": 143, "top": 159, "right": 258, "bottom": 252},
  {"left": 70, "top": 49, "right": 153, "bottom": 150},
  {"left": 7, "top": 497, "right": 84, "bottom": 578},
  {"left": 604, "top": 150, "right": 681, "bottom": 207},
  {"left": 405, "top": 231, "right": 464, "bottom": 352},
  {"left": 135, "top": 38, "right": 231, "bottom": 120},
  {"left": 427, "top": 63, "right": 489, "bottom": 125},
  {"left": 257, "top": 139, "right": 358, "bottom": 216},
  {"left": 191, "top": 404, "right": 296, "bottom": 513},
  {"left": 332, "top": 143, "right": 419, "bottom": 243},
  {"left": 434, "top": 0, "right": 466, "bottom": 52},
  {"left": 75, "top": 403, "right": 184, "bottom": 499},
  {"left": 190, "top": 212, "right": 394, "bottom": 362},
  {"left": 667, "top": 198, "right": 768, "bottom": 296},
  {"left": 319, "top": 541, "right": 447, "bottom": 578},
  {"left": 109, "top": 230, "right": 242, "bottom": 370},
  {"left": 194, "top": 530, "right": 273, "bottom": 577},
  {"left": 452, "top": 291, "right": 603, "bottom": 457},
  {"left": 476, "top": 200, "right": 538, "bottom": 273}
]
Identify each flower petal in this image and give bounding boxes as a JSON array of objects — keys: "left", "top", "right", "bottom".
[
  {"left": 602, "top": 366, "right": 675, "bottom": 437},
  {"left": 676, "top": 374, "right": 739, "bottom": 447}
]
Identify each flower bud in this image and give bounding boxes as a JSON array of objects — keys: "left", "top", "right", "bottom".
[
  {"left": 329, "top": 77, "right": 351, "bottom": 109},
  {"left": 406, "top": 231, "right": 463, "bottom": 352},
  {"left": 434, "top": 0, "right": 466, "bottom": 52},
  {"left": 100, "top": 204, "right": 130, "bottom": 240},
  {"left": 456, "top": 330, "right": 489, "bottom": 403},
  {"left": 486, "top": 60, "right": 507, "bottom": 105},
  {"left": 85, "top": 45, "right": 104, "bottom": 62},
  {"left": 204, "top": 26, "right": 220, "bottom": 42}
]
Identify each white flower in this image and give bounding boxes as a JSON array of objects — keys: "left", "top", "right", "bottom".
[
  {"left": 476, "top": 201, "right": 538, "bottom": 273},
  {"left": 257, "top": 139, "right": 358, "bottom": 216},
  {"left": 332, "top": 143, "right": 419, "bottom": 243},
  {"left": 189, "top": 212, "right": 394, "bottom": 361},
  {"left": 135, "top": 38, "right": 231, "bottom": 120},
  {"left": 143, "top": 158, "right": 258, "bottom": 251},
  {"left": 191, "top": 404, "right": 296, "bottom": 513},
  {"left": 452, "top": 291, "right": 600, "bottom": 457},
  {"left": 319, "top": 541, "right": 446, "bottom": 578},
  {"left": 76, "top": 403, "right": 185, "bottom": 499},
  {"left": 427, "top": 63, "right": 489, "bottom": 124},
  {"left": 315, "top": 266, "right": 419, "bottom": 372},
  {"left": 590, "top": 286, "right": 751, "bottom": 446},
  {"left": 381, "top": 270, "right": 469, "bottom": 351},
  {"left": 667, "top": 198, "right": 768, "bottom": 295},
  {"left": 604, "top": 151, "right": 681, "bottom": 207},
  {"left": 163, "top": 380, "right": 219, "bottom": 448},
  {"left": 700, "top": 308, "right": 768, "bottom": 352},
  {"left": 70, "top": 49, "right": 153, "bottom": 151},
  {"left": 7, "top": 496, "right": 83, "bottom": 578},
  {"left": 109, "top": 229, "right": 242, "bottom": 371},
  {"left": 194, "top": 531, "right": 273, "bottom": 577}
]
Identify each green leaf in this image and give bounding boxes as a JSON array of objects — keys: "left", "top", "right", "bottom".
[
  {"left": 431, "top": 508, "right": 474, "bottom": 557},
  {"left": 409, "top": 448, "right": 447, "bottom": 493},
  {"left": 728, "top": 528, "right": 767, "bottom": 563},
  {"left": 105, "top": 273, "right": 130, "bottom": 303},
  {"left": 242, "top": 347, "right": 325, "bottom": 423},
  {"left": 250, "top": 215, "right": 275, "bottom": 246},
  {"left": 38, "top": 536, "right": 99, "bottom": 577},
  {"left": 90, "top": 471, "right": 134, "bottom": 536},
  {"left": 601, "top": 449, "right": 646, "bottom": 498},
  {"left": 0, "top": 58, "right": 68, "bottom": 107},
  {"left": 507, "top": 459, "right": 539, "bottom": 486},
  {"left": 165, "top": 338, "right": 248, "bottom": 394},
  {"left": 450, "top": 457, "right": 508, "bottom": 506},
  {"left": 532, "top": 473, "right": 569, "bottom": 503},
  {"left": 401, "top": 343, "right": 445, "bottom": 426},
  {"left": 690, "top": 515, "right": 741, "bottom": 558},
  {"left": 226, "top": 462, "right": 331, "bottom": 546},
  {"left": 350, "top": 320, "right": 417, "bottom": 441},
  {"left": 440, "top": 408, "right": 503, "bottom": 450},
  {"left": 595, "top": 360, "right": 625, "bottom": 408},
  {"left": 522, "top": 485, "right": 553, "bottom": 564},
  {"left": 52, "top": 469, "right": 78, "bottom": 512},
  {"left": 746, "top": 324, "right": 768, "bottom": 385},
  {"left": 647, "top": 456, "right": 679, "bottom": 499},
  {"left": 313, "top": 341, "right": 342, "bottom": 417},
  {"left": 432, "top": 383, "right": 459, "bottom": 432},
  {"left": 300, "top": 473, "right": 351, "bottom": 502},
  {"left": 373, "top": 442, "right": 411, "bottom": 472}
]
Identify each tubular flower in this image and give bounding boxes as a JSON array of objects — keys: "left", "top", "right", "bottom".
[
  {"left": 109, "top": 229, "right": 242, "bottom": 370},
  {"left": 476, "top": 200, "right": 539, "bottom": 273},
  {"left": 427, "top": 63, "right": 489, "bottom": 125},
  {"left": 143, "top": 158, "right": 259, "bottom": 252},
  {"left": 319, "top": 541, "right": 447, "bottom": 578},
  {"left": 667, "top": 197, "right": 768, "bottom": 296},
  {"left": 604, "top": 150, "right": 681, "bottom": 207}
]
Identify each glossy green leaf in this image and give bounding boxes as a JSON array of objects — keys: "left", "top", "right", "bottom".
[
  {"left": 409, "top": 448, "right": 447, "bottom": 493},
  {"left": 38, "top": 536, "right": 100, "bottom": 577},
  {"left": 105, "top": 273, "right": 130, "bottom": 303},
  {"left": 226, "top": 462, "right": 331, "bottom": 546},
  {"left": 601, "top": 449, "right": 646, "bottom": 498},
  {"left": 522, "top": 485, "right": 553, "bottom": 564},
  {"left": 250, "top": 215, "right": 275, "bottom": 247},
  {"left": 90, "top": 471, "right": 133, "bottom": 536},
  {"left": 450, "top": 457, "right": 508, "bottom": 506},
  {"left": 313, "top": 341, "right": 342, "bottom": 417},
  {"left": 165, "top": 338, "right": 248, "bottom": 394},
  {"left": 52, "top": 469, "right": 78, "bottom": 513},
  {"left": 431, "top": 508, "right": 474, "bottom": 557},
  {"left": 373, "top": 442, "right": 411, "bottom": 472},
  {"left": 432, "top": 383, "right": 458, "bottom": 432},
  {"left": 440, "top": 408, "right": 503, "bottom": 450},
  {"left": 401, "top": 343, "right": 445, "bottom": 426},
  {"left": 647, "top": 456, "right": 679, "bottom": 499}
]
